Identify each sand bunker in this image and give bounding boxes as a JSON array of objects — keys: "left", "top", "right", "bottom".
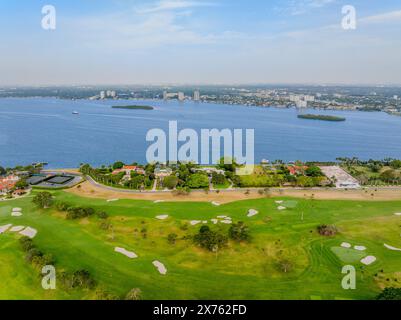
[
  {"left": 12, "top": 208, "right": 22, "bottom": 212},
  {"left": 247, "top": 209, "right": 259, "bottom": 217},
  {"left": 361, "top": 256, "right": 376, "bottom": 265},
  {"left": 11, "top": 212, "right": 22, "bottom": 217},
  {"left": 221, "top": 220, "right": 233, "bottom": 224},
  {"left": 354, "top": 246, "right": 367, "bottom": 251},
  {"left": 395, "top": 213, "right": 401, "bottom": 216},
  {"left": 277, "top": 206, "right": 287, "bottom": 211},
  {"left": 10, "top": 226, "right": 25, "bottom": 232},
  {"left": 217, "top": 215, "right": 227, "bottom": 219},
  {"left": 211, "top": 219, "right": 218, "bottom": 224},
  {"left": 202, "top": 221, "right": 208, "bottom": 224},
  {"left": 19, "top": 227, "right": 37, "bottom": 239},
  {"left": 107, "top": 199, "right": 119, "bottom": 202},
  {"left": 341, "top": 242, "right": 352, "bottom": 248},
  {"left": 212, "top": 202, "right": 221, "bottom": 206},
  {"left": 384, "top": 244, "right": 401, "bottom": 252},
  {"left": 275, "top": 201, "right": 284, "bottom": 204},
  {"left": 154, "top": 200, "right": 165, "bottom": 204},
  {"left": 153, "top": 261, "right": 167, "bottom": 275},
  {"left": 0, "top": 224, "right": 12, "bottom": 234},
  {"left": 156, "top": 215, "right": 169, "bottom": 220},
  {"left": 115, "top": 247, "right": 138, "bottom": 259},
  {"left": 190, "top": 221, "right": 201, "bottom": 226}
]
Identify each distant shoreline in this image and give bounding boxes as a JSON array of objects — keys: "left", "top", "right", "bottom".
[{"left": 0, "top": 96, "right": 396, "bottom": 116}]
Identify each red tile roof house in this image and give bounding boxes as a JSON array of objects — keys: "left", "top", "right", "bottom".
[
  {"left": 0, "top": 175, "right": 19, "bottom": 195},
  {"left": 288, "top": 165, "right": 308, "bottom": 176},
  {"left": 112, "top": 166, "right": 145, "bottom": 176}
]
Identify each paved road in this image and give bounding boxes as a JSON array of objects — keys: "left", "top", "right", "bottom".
[{"left": 83, "top": 174, "right": 401, "bottom": 195}]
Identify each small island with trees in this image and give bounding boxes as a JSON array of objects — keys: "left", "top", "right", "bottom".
[
  {"left": 298, "top": 114, "right": 346, "bottom": 122},
  {"left": 112, "top": 105, "right": 154, "bottom": 110}
]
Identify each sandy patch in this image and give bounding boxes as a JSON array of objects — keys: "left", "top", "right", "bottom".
[
  {"left": 217, "top": 216, "right": 227, "bottom": 219},
  {"left": 278, "top": 206, "right": 287, "bottom": 211},
  {"left": 107, "top": 199, "right": 119, "bottom": 202},
  {"left": 395, "top": 213, "right": 401, "bottom": 216},
  {"left": 67, "top": 180, "right": 401, "bottom": 203},
  {"left": 212, "top": 201, "right": 221, "bottom": 206},
  {"left": 190, "top": 221, "right": 201, "bottom": 226},
  {"left": 202, "top": 221, "right": 208, "bottom": 224},
  {"left": 384, "top": 244, "right": 401, "bottom": 252},
  {"left": 19, "top": 227, "right": 37, "bottom": 239},
  {"left": 361, "top": 256, "right": 376, "bottom": 265},
  {"left": 247, "top": 209, "right": 259, "bottom": 217},
  {"left": 154, "top": 200, "right": 165, "bottom": 203},
  {"left": 341, "top": 242, "right": 352, "bottom": 248},
  {"left": 153, "top": 261, "right": 167, "bottom": 275},
  {"left": 10, "top": 226, "right": 25, "bottom": 232},
  {"left": 115, "top": 247, "right": 138, "bottom": 259},
  {"left": 11, "top": 212, "right": 23, "bottom": 217},
  {"left": 211, "top": 219, "right": 218, "bottom": 224},
  {"left": 156, "top": 215, "right": 169, "bottom": 220},
  {"left": 221, "top": 220, "right": 233, "bottom": 224},
  {"left": 275, "top": 201, "right": 284, "bottom": 204},
  {"left": 0, "top": 224, "right": 12, "bottom": 234},
  {"left": 354, "top": 246, "right": 367, "bottom": 251}
]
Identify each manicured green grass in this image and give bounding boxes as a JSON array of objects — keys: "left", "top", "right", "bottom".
[
  {"left": 331, "top": 247, "right": 367, "bottom": 263},
  {"left": 1, "top": 192, "right": 401, "bottom": 300},
  {"left": 213, "top": 181, "right": 231, "bottom": 190}
]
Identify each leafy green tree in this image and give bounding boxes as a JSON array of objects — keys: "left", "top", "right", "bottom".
[
  {"left": 369, "top": 163, "right": 383, "bottom": 173},
  {"left": 125, "top": 175, "right": 145, "bottom": 189},
  {"left": 276, "top": 259, "right": 293, "bottom": 273},
  {"left": 295, "top": 176, "right": 315, "bottom": 187},
  {"left": 0, "top": 166, "right": 6, "bottom": 175},
  {"left": 218, "top": 157, "right": 238, "bottom": 172},
  {"left": 317, "top": 225, "right": 338, "bottom": 236},
  {"left": 193, "top": 226, "right": 228, "bottom": 252},
  {"left": 305, "top": 166, "right": 323, "bottom": 177},
  {"left": 229, "top": 222, "right": 250, "bottom": 242},
  {"left": 15, "top": 178, "right": 29, "bottom": 189},
  {"left": 163, "top": 175, "right": 179, "bottom": 190},
  {"left": 390, "top": 160, "right": 401, "bottom": 169},
  {"left": 32, "top": 192, "right": 53, "bottom": 208},
  {"left": 112, "top": 161, "right": 125, "bottom": 170},
  {"left": 380, "top": 169, "right": 398, "bottom": 182},
  {"left": 96, "top": 211, "right": 109, "bottom": 219},
  {"left": 186, "top": 174, "right": 209, "bottom": 189},
  {"left": 377, "top": 288, "right": 401, "bottom": 300},
  {"left": 125, "top": 288, "right": 142, "bottom": 300},
  {"left": 211, "top": 173, "right": 227, "bottom": 185},
  {"left": 167, "top": 233, "right": 178, "bottom": 245}
]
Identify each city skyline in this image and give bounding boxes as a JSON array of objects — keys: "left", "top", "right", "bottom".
[{"left": 1, "top": 0, "right": 401, "bottom": 86}]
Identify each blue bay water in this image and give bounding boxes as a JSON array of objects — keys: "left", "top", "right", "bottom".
[{"left": 1, "top": 97, "right": 401, "bottom": 168}]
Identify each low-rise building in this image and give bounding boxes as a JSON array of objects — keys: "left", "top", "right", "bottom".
[
  {"left": 192, "top": 167, "right": 225, "bottom": 175},
  {"left": 288, "top": 165, "right": 308, "bottom": 176},
  {"left": 0, "top": 175, "right": 19, "bottom": 194},
  {"left": 154, "top": 168, "right": 173, "bottom": 178},
  {"left": 112, "top": 166, "right": 145, "bottom": 176}
]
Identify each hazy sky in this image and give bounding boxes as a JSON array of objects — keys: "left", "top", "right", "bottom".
[{"left": 1, "top": 0, "right": 401, "bottom": 85}]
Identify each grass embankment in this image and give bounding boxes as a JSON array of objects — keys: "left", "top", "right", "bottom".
[{"left": 1, "top": 192, "right": 401, "bottom": 300}]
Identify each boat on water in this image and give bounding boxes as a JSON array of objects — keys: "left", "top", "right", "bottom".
[{"left": 72, "top": 111, "right": 79, "bottom": 115}]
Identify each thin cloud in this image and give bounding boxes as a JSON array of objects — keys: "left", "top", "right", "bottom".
[
  {"left": 136, "top": 0, "right": 217, "bottom": 14},
  {"left": 279, "top": 0, "right": 336, "bottom": 16},
  {"left": 360, "top": 10, "right": 401, "bottom": 24}
]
